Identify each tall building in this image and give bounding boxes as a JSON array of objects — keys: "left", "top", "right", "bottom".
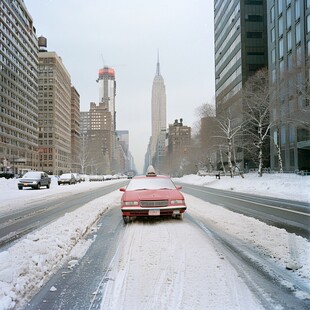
[
  {"left": 214, "top": 0, "right": 268, "bottom": 168},
  {"left": 116, "top": 130, "right": 129, "bottom": 172},
  {"left": 167, "top": 119, "right": 191, "bottom": 175},
  {"left": 71, "top": 86, "right": 80, "bottom": 172},
  {"left": 38, "top": 38, "right": 72, "bottom": 175},
  {"left": 82, "top": 102, "right": 113, "bottom": 174},
  {"left": 267, "top": 0, "right": 310, "bottom": 171},
  {"left": 97, "top": 67, "right": 116, "bottom": 131},
  {"left": 0, "top": 0, "right": 38, "bottom": 174},
  {"left": 215, "top": 0, "right": 268, "bottom": 113},
  {"left": 151, "top": 53, "right": 166, "bottom": 158}
]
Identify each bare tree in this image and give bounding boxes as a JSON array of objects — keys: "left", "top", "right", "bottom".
[
  {"left": 216, "top": 110, "right": 243, "bottom": 177},
  {"left": 193, "top": 103, "right": 218, "bottom": 171},
  {"left": 242, "top": 68, "right": 274, "bottom": 177},
  {"left": 195, "top": 102, "right": 216, "bottom": 118}
]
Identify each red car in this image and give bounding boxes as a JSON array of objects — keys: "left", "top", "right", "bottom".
[{"left": 120, "top": 167, "right": 186, "bottom": 223}]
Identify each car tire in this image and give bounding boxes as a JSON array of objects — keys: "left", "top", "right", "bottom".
[
  {"left": 123, "top": 216, "right": 130, "bottom": 224},
  {"left": 47, "top": 183, "right": 50, "bottom": 189},
  {"left": 18, "top": 186, "right": 23, "bottom": 190},
  {"left": 175, "top": 213, "right": 183, "bottom": 220},
  {"left": 36, "top": 183, "right": 41, "bottom": 190}
]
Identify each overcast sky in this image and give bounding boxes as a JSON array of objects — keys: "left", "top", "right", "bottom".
[{"left": 24, "top": 0, "right": 215, "bottom": 173}]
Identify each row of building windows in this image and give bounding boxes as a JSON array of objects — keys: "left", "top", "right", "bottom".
[
  {"left": 216, "top": 50, "right": 241, "bottom": 86},
  {"left": 271, "top": 0, "right": 301, "bottom": 22},
  {"left": 215, "top": 2, "right": 240, "bottom": 47},
  {"left": 0, "top": 3, "right": 37, "bottom": 63},
  {"left": 216, "top": 66, "right": 242, "bottom": 97},
  {"left": 0, "top": 122, "right": 37, "bottom": 145},
  {"left": 216, "top": 34, "right": 241, "bottom": 72}
]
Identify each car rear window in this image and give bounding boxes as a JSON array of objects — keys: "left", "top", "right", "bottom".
[{"left": 126, "top": 178, "right": 176, "bottom": 191}]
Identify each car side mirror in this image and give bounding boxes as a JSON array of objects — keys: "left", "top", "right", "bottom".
[
  {"left": 176, "top": 186, "right": 182, "bottom": 190},
  {"left": 120, "top": 188, "right": 126, "bottom": 192}
]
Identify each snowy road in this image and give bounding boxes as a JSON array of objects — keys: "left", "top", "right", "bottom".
[
  {"left": 101, "top": 217, "right": 264, "bottom": 310},
  {"left": 0, "top": 175, "right": 309, "bottom": 309},
  {"left": 25, "top": 195, "right": 310, "bottom": 310}
]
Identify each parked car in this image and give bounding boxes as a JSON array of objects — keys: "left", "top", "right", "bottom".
[
  {"left": 73, "top": 173, "right": 82, "bottom": 183},
  {"left": 58, "top": 173, "right": 76, "bottom": 185},
  {"left": 17, "top": 171, "right": 51, "bottom": 190},
  {"left": 89, "top": 175, "right": 104, "bottom": 181},
  {"left": 0, "top": 172, "right": 15, "bottom": 179},
  {"left": 119, "top": 166, "right": 186, "bottom": 223}
]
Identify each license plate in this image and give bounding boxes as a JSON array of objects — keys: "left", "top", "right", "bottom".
[
  {"left": 173, "top": 210, "right": 180, "bottom": 215},
  {"left": 149, "top": 209, "right": 160, "bottom": 216}
]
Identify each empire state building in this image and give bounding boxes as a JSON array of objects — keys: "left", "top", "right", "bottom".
[{"left": 151, "top": 54, "right": 166, "bottom": 157}]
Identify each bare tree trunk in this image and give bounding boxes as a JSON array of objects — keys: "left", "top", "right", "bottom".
[
  {"left": 275, "top": 142, "right": 283, "bottom": 173},
  {"left": 228, "top": 138, "right": 233, "bottom": 177},
  {"left": 219, "top": 145, "right": 226, "bottom": 175},
  {"left": 208, "top": 155, "right": 213, "bottom": 172},
  {"left": 258, "top": 145, "right": 263, "bottom": 177}
]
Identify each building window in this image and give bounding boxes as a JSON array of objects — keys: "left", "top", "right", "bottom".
[
  {"left": 287, "top": 30, "right": 292, "bottom": 50},
  {"left": 247, "top": 32, "right": 263, "bottom": 38},
  {"left": 286, "top": 0, "right": 291, "bottom": 5},
  {"left": 307, "top": 40, "right": 310, "bottom": 56},
  {"left": 271, "top": 48, "right": 276, "bottom": 63},
  {"left": 280, "top": 60, "right": 285, "bottom": 76},
  {"left": 279, "top": 37, "right": 284, "bottom": 58},
  {"left": 281, "top": 126, "right": 286, "bottom": 145},
  {"left": 295, "top": 22, "right": 301, "bottom": 45},
  {"left": 278, "top": 0, "right": 283, "bottom": 14},
  {"left": 271, "top": 6, "right": 275, "bottom": 23},
  {"left": 287, "top": 53, "right": 292, "bottom": 70},
  {"left": 279, "top": 16, "right": 284, "bottom": 36},
  {"left": 295, "top": 0, "right": 300, "bottom": 20},
  {"left": 271, "top": 27, "right": 275, "bottom": 42},
  {"left": 246, "top": 15, "right": 263, "bottom": 22},
  {"left": 286, "top": 7, "right": 291, "bottom": 28},
  {"left": 289, "top": 149, "right": 295, "bottom": 166},
  {"left": 307, "top": 15, "right": 310, "bottom": 33},
  {"left": 272, "top": 69, "right": 276, "bottom": 82},
  {"left": 307, "top": 0, "right": 310, "bottom": 9}
]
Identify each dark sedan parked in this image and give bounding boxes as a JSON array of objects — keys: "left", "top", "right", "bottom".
[{"left": 18, "top": 171, "right": 51, "bottom": 190}]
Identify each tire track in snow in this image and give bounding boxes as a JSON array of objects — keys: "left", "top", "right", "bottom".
[{"left": 100, "top": 218, "right": 263, "bottom": 309}]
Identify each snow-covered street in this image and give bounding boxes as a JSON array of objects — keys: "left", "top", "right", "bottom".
[
  {"left": 0, "top": 173, "right": 309, "bottom": 309},
  {"left": 101, "top": 218, "right": 263, "bottom": 310}
]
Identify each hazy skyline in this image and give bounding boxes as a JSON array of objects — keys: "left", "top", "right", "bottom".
[{"left": 24, "top": 0, "right": 215, "bottom": 173}]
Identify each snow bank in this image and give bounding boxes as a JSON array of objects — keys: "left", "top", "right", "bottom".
[
  {"left": 175, "top": 173, "right": 310, "bottom": 203},
  {"left": 0, "top": 191, "right": 122, "bottom": 309}
]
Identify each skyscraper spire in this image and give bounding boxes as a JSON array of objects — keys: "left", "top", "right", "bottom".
[
  {"left": 151, "top": 51, "right": 166, "bottom": 159},
  {"left": 156, "top": 49, "right": 160, "bottom": 76}
]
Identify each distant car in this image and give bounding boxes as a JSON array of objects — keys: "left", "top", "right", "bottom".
[
  {"left": 89, "top": 175, "right": 104, "bottom": 181},
  {"left": 104, "top": 174, "right": 112, "bottom": 181},
  {"left": 197, "top": 169, "right": 208, "bottom": 176},
  {"left": 119, "top": 166, "right": 186, "bottom": 223},
  {"left": 73, "top": 173, "right": 82, "bottom": 183},
  {"left": 127, "top": 171, "right": 134, "bottom": 179},
  {"left": 0, "top": 172, "right": 15, "bottom": 179},
  {"left": 58, "top": 173, "right": 76, "bottom": 185},
  {"left": 18, "top": 171, "right": 51, "bottom": 190}
]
